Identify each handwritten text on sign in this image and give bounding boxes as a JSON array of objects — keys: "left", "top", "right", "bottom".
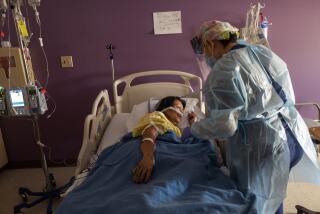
[{"left": 153, "top": 11, "right": 182, "bottom": 35}]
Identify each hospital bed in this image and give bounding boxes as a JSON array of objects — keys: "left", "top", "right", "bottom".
[
  {"left": 76, "top": 70, "right": 203, "bottom": 175},
  {"left": 56, "top": 70, "right": 258, "bottom": 214}
]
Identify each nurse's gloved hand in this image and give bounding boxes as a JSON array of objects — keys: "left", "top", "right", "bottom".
[
  {"left": 188, "top": 112, "right": 197, "bottom": 125},
  {"left": 190, "top": 36, "right": 203, "bottom": 54},
  {"left": 132, "top": 154, "right": 155, "bottom": 183}
]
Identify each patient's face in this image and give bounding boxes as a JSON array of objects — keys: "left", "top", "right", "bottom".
[{"left": 163, "top": 100, "right": 184, "bottom": 126}]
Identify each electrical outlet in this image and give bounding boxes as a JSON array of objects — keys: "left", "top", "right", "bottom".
[{"left": 61, "top": 56, "right": 73, "bottom": 68}]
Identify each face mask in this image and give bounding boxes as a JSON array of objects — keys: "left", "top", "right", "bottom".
[
  {"left": 205, "top": 56, "right": 217, "bottom": 68},
  {"left": 161, "top": 107, "right": 184, "bottom": 117}
]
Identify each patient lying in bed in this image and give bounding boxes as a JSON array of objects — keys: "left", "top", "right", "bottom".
[
  {"left": 131, "top": 96, "right": 197, "bottom": 183},
  {"left": 56, "top": 96, "right": 258, "bottom": 214}
]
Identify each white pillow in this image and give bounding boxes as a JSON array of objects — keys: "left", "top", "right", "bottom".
[
  {"left": 126, "top": 97, "right": 205, "bottom": 131},
  {"left": 98, "top": 113, "right": 130, "bottom": 154},
  {"left": 126, "top": 101, "right": 149, "bottom": 132}
]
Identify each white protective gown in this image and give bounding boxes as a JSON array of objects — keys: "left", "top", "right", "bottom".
[{"left": 191, "top": 42, "right": 320, "bottom": 213}]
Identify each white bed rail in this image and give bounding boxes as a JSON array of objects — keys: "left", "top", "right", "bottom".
[
  {"left": 295, "top": 102, "right": 320, "bottom": 121},
  {"left": 75, "top": 90, "right": 112, "bottom": 175},
  {"left": 113, "top": 70, "right": 202, "bottom": 113},
  {"left": 296, "top": 102, "right": 320, "bottom": 156}
]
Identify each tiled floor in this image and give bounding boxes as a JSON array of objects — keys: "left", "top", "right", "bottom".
[
  {"left": 0, "top": 167, "right": 74, "bottom": 214},
  {"left": 284, "top": 154, "right": 320, "bottom": 213}
]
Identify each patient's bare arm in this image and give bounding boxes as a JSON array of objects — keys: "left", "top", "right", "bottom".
[{"left": 133, "top": 126, "right": 158, "bottom": 183}]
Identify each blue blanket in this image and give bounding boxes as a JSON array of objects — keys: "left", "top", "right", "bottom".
[{"left": 56, "top": 132, "right": 257, "bottom": 214}]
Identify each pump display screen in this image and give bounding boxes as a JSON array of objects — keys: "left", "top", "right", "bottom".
[{"left": 9, "top": 89, "right": 25, "bottom": 107}]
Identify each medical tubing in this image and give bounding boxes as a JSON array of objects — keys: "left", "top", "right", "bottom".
[
  {"left": 142, "top": 123, "right": 163, "bottom": 135},
  {"left": 35, "top": 80, "right": 56, "bottom": 119},
  {"left": 7, "top": 7, "right": 11, "bottom": 88},
  {"left": 44, "top": 141, "right": 75, "bottom": 166},
  {"left": 41, "top": 44, "right": 50, "bottom": 88},
  {"left": 161, "top": 106, "right": 183, "bottom": 116},
  {"left": 37, "top": 14, "right": 50, "bottom": 89},
  {"left": 31, "top": 110, "right": 69, "bottom": 165},
  {"left": 23, "top": 0, "right": 31, "bottom": 35}
]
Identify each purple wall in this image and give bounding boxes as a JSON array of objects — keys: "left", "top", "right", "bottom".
[{"left": 2, "top": 0, "right": 320, "bottom": 162}]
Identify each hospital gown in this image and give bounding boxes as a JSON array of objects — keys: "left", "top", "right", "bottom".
[{"left": 132, "top": 111, "right": 182, "bottom": 138}]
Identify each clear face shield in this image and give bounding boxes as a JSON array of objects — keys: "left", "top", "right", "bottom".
[{"left": 191, "top": 36, "right": 212, "bottom": 81}]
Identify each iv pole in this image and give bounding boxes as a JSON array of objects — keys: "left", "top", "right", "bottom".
[
  {"left": 34, "top": 116, "right": 54, "bottom": 193},
  {"left": 14, "top": 115, "right": 75, "bottom": 214},
  {"left": 11, "top": 1, "right": 74, "bottom": 213},
  {"left": 106, "top": 44, "right": 115, "bottom": 81}
]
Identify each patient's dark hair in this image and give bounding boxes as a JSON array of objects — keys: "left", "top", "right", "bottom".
[
  {"left": 218, "top": 32, "right": 238, "bottom": 47},
  {"left": 155, "top": 96, "right": 186, "bottom": 112}
]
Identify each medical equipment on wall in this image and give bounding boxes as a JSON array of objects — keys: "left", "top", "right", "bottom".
[
  {"left": 0, "top": 85, "right": 47, "bottom": 117},
  {"left": 107, "top": 43, "right": 116, "bottom": 81},
  {"left": 240, "top": 2, "right": 271, "bottom": 48}
]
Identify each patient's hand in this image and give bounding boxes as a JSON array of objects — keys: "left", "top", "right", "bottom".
[
  {"left": 188, "top": 112, "right": 197, "bottom": 125},
  {"left": 132, "top": 155, "right": 155, "bottom": 184}
]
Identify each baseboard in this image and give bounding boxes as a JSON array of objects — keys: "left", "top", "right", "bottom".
[{"left": 4, "top": 159, "right": 77, "bottom": 169}]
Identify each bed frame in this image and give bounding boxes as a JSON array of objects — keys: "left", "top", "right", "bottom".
[
  {"left": 113, "top": 70, "right": 203, "bottom": 113},
  {"left": 75, "top": 70, "right": 203, "bottom": 175},
  {"left": 295, "top": 102, "right": 320, "bottom": 121},
  {"left": 75, "top": 90, "right": 112, "bottom": 175}
]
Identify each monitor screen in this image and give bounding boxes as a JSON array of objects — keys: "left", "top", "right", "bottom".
[{"left": 9, "top": 89, "right": 25, "bottom": 107}]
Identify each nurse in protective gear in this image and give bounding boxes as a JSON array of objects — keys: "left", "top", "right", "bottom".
[{"left": 190, "top": 20, "right": 319, "bottom": 214}]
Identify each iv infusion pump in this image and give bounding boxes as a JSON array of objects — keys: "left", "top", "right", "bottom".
[{"left": 0, "top": 85, "right": 47, "bottom": 117}]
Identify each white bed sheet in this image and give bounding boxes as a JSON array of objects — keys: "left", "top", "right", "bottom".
[{"left": 97, "top": 113, "right": 130, "bottom": 154}]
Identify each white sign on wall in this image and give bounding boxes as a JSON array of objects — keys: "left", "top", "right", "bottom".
[{"left": 153, "top": 11, "right": 182, "bottom": 35}]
